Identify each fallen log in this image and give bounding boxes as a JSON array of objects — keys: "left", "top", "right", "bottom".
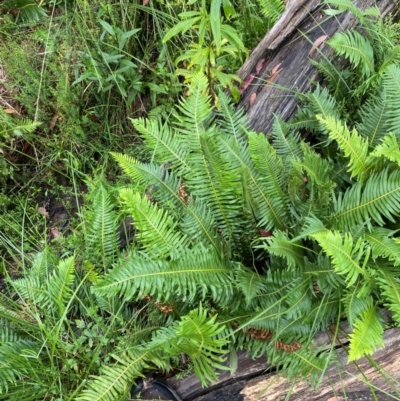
[{"left": 237, "top": 0, "right": 397, "bottom": 133}]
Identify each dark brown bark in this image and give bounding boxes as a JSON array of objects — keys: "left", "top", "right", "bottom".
[{"left": 237, "top": 0, "right": 397, "bottom": 134}]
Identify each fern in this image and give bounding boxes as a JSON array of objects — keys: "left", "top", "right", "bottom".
[
  {"left": 119, "top": 189, "right": 189, "bottom": 259},
  {"left": 327, "top": 30, "right": 375, "bottom": 78},
  {"left": 317, "top": 115, "right": 373, "bottom": 179},
  {"left": 348, "top": 303, "right": 384, "bottom": 361},
  {"left": 312, "top": 230, "right": 369, "bottom": 287},
  {"left": 371, "top": 132, "right": 400, "bottom": 166},
  {"left": 77, "top": 306, "right": 228, "bottom": 400},
  {"left": 93, "top": 246, "right": 234, "bottom": 304},
  {"left": 255, "top": 0, "right": 284, "bottom": 22},
  {"left": 85, "top": 184, "right": 120, "bottom": 266},
  {"left": 331, "top": 169, "right": 400, "bottom": 229}
]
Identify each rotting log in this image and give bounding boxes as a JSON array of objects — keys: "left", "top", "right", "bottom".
[{"left": 237, "top": 0, "right": 397, "bottom": 133}]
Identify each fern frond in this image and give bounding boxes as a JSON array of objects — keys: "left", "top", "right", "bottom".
[
  {"left": 179, "top": 200, "right": 221, "bottom": 250},
  {"left": 217, "top": 133, "right": 279, "bottom": 231},
  {"left": 382, "top": 64, "right": 400, "bottom": 139},
  {"left": 235, "top": 268, "right": 266, "bottom": 305},
  {"left": 356, "top": 90, "right": 389, "bottom": 146},
  {"left": 0, "top": 110, "right": 41, "bottom": 139},
  {"left": 327, "top": 30, "right": 374, "bottom": 77},
  {"left": 85, "top": 184, "right": 120, "bottom": 265},
  {"left": 172, "top": 307, "right": 228, "bottom": 385},
  {"left": 93, "top": 247, "right": 233, "bottom": 304},
  {"left": 309, "top": 59, "right": 351, "bottom": 101},
  {"left": 248, "top": 131, "right": 291, "bottom": 229},
  {"left": 371, "top": 132, "right": 400, "bottom": 166},
  {"left": 342, "top": 288, "right": 371, "bottom": 326},
  {"left": 131, "top": 117, "right": 190, "bottom": 175},
  {"left": 119, "top": 189, "right": 189, "bottom": 259},
  {"left": 76, "top": 348, "right": 152, "bottom": 401},
  {"left": 185, "top": 133, "right": 243, "bottom": 241},
  {"left": 111, "top": 154, "right": 222, "bottom": 252},
  {"left": 255, "top": 0, "right": 284, "bottom": 21},
  {"left": 317, "top": 115, "right": 373, "bottom": 179},
  {"left": 290, "top": 85, "right": 340, "bottom": 135},
  {"left": 365, "top": 227, "right": 400, "bottom": 265},
  {"left": 312, "top": 230, "right": 369, "bottom": 287},
  {"left": 0, "top": 339, "right": 42, "bottom": 393},
  {"left": 173, "top": 73, "right": 213, "bottom": 142},
  {"left": 260, "top": 231, "right": 304, "bottom": 269},
  {"left": 348, "top": 303, "right": 384, "bottom": 362},
  {"left": 331, "top": 169, "right": 400, "bottom": 229},
  {"left": 48, "top": 256, "right": 75, "bottom": 316},
  {"left": 374, "top": 264, "right": 400, "bottom": 323},
  {"left": 215, "top": 90, "right": 248, "bottom": 143},
  {"left": 270, "top": 116, "right": 302, "bottom": 160}
]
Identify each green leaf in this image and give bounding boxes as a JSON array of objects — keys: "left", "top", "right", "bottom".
[
  {"left": 163, "top": 16, "right": 201, "bottom": 43},
  {"left": 210, "top": 0, "right": 222, "bottom": 54},
  {"left": 98, "top": 19, "right": 115, "bottom": 36}
]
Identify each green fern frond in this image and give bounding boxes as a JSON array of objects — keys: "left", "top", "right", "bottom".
[
  {"left": 309, "top": 59, "right": 351, "bottom": 101},
  {"left": 11, "top": 276, "right": 49, "bottom": 311},
  {"left": 324, "top": 0, "right": 379, "bottom": 22},
  {"left": 342, "top": 288, "right": 371, "bottom": 326},
  {"left": 85, "top": 184, "right": 120, "bottom": 265},
  {"left": 185, "top": 134, "right": 243, "bottom": 241},
  {"left": 255, "top": 0, "right": 284, "bottom": 21},
  {"left": 111, "top": 153, "right": 183, "bottom": 210},
  {"left": 93, "top": 247, "right": 233, "bottom": 304},
  {"left": 331, "top": 169, "right": 400, "bottom": 229},
  {"left": 217, "top": 134, "right": 275, "bottom": 230},
  {"left": 0, "top": 112, "right": 41, "bottom": 139},
  {"left": 371, "top": 132, "right": 400, "bottom": 166},
  {"left": 119, "top": 189, "right": 189, "bottom": 259},
  {"left": 215, "top": 90, "right": 248, "bottom": 143},
  {"left": 365, "top": 227, "right": 400, "bottom": 265},
  {"left": 3, "top": 0, "right": 47, "bottom": 23},
  {"left": 356, "top": 90, "right": 389, "bottom": 146},
  {"left": 382, "top": 64, "right": 400, "bottom": 139},
  {"left": 248, "top": 131, "right": 290, "bottom": 229},
  {"left": 172, "top": 307, "right": 228, "bottom": 385},
  {"left": 235, "top": 268, "right": 266, "bottom": 305},
  {"left": 374, "top": 264, "right": 400, "bottom": 323},
  {"left": 290, "top": 85, "right": 340, "bottom": 135},
  {"left": 327, "top": 30, "right": 374, "bottom": 77},
  {"left": 131, "top": 117, "right": 190, "bottom": 175},
  {"left": 179, "top": 200, "right": 221, "bottom": 251},
  {"left": 312, "top": 230, "right": 369, "bottom": 287},
  {"left": 76, "top": 348, "right": 152, "bottom": 401},
  {"left": 317, "top": 115, "right": 373, "bottom": 179},
  {"left": 174, "top": 73, "right": 213, "bottom": 142},
  {"left": 348, "top": 303, "right": 384, "bottom": 362},
  {"left": 111, "top": 153, "right": 222, "bottom": 251},
  {"left": 271, "top": 117, "right": 302, "bottom": 160},
  {"left": 0, "top": 339, "right": 42, "bottom": 393},
  {"left": 260, "top": 231, "right": 304, "bottom": 269},
  {"left": 48, "top": 256, "right": 75, "bottom": 316}
]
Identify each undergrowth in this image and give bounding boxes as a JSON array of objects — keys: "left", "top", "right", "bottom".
[{"left": 1, "top": 0, "right": 400, "bottom": 400}]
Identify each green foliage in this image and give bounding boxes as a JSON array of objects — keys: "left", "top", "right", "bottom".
[
  {"left": 2, "top": 1, "right": 400, "bottom": 400},
  {"left": 163, "top": 0, "right": 246, "bottom": 98}
]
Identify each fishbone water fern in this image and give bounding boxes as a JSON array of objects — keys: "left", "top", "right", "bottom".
[{"left": 2, "top": 2, "right": 400, "bottom": 400}]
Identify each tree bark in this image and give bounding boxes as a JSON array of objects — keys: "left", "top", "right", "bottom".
[{"left": 237, "top": 0, "right": 397, "bottom": 133}]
